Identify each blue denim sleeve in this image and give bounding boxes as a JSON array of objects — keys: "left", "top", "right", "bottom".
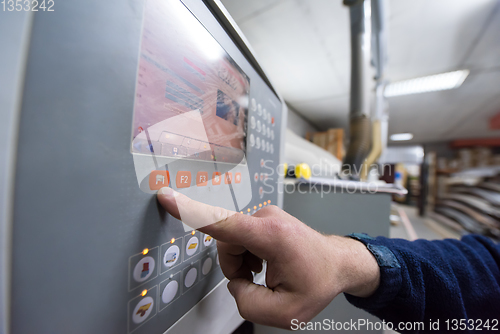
[{"left": 344, "top": 233, "right": 500, "bottom": 324}]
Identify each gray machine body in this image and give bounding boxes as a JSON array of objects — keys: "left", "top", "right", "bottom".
[{"left": 0, "top": 1, "right": 286, "bottom": 333}]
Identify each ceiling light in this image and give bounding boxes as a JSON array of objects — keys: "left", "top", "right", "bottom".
[
  {"left": 390, "top": 133, "right": 413, "bottom": 141},
  {"left": 384, "top": 70, "right": 469, "bottom": 97}
]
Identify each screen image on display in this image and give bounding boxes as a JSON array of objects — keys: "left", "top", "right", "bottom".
[{"left": 131, "top": 0, "right": 249, "bottom": 165}]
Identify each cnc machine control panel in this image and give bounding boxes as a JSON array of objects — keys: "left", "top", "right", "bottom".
[{"left": 6, "top": 0, "right": 285, "bottom": 333}]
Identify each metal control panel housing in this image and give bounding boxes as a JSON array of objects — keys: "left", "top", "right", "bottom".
[{"left": 1, "top": 0, "right": 286, "bottom": 333}]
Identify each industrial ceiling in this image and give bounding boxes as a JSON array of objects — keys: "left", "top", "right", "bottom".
[{"left": 220, "top": 0, "right": 500, "bottom": 143}]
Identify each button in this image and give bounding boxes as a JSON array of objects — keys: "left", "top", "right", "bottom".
[
  {"left": 235, "top": 172, "right": 241, "bottom": 184},
  {"left": 262, "top": 124, "right": 266, "bottom": 136},
  {"left": 260, "top": 173, "right": 264, "bottom": 181},
  {"left": 259, "top": 187, "right": 264, "bottom": 198},
  {"left": 203, "top": 234, "right": 214, "bottom": 247},
  {"left": 186, "top": 236, "right": 199, "bottom": 257},
  {"left": 256, "top": 137, "right": 261, "bottom": 149},
  {"left": 161, "top": 280, "right": 179, "bottom": 305},
  {"left": 254, "top": 173, "right": 259, "bottom": 182},
  {"left": 133, "top": 256, "right": 155, "bottom": 283},
  {"left": 202, "top": 257, "right": 213, "bottom": 276},
  {"left": 250, "top": 116, "right": 256, "bottom": 129},
  {"left": 267, "top": 127, "right": 271, "bottom": 138},
  {"left": 256, "top": 120, "right": 261, "bottom": 133},
  {"left": 132, "top": 296, "right": 154, "bottom": 324},
  {"left": 196, "top": 172, "right": 208, "bottom": 187},
  {"left": 271, "top": 130, "right": 275, "bottom": 140},
  {"left": 257, "top": 104, "right": 262, "bottom": 116},
  {"left": 224, "top": 172, "right": 232, "bottom": 184},
  {"left": 249, "top": 133, "right": 255, "bottom": 147},
  {"left": 295, "top": 163, "right": 312, "bottom": 180},
  {"left": 176, "top": 171, "right": 191, "bottom": 188},
  {"left": 212, "top": 172, "right": 221, "bottom": 185},
  {"left": 261, "top": 139, "right": 266, "bottom": 151},
  {"left": 260, "top": 159, "right": 264, "bottom": 167},
  {"left": 149, "top": 170, "right": 170, "bottom": 190},
  {"left": 163, "top": 245, "right": 180, "bottom": 268},
  {"left": 184, "top": 267, "right": 197, "bottom": 288},
  {"left": 251, "top": 98, "right": 256, "bottom": 111},
  {"left": 263, "top": 109, "right": 267, "bottom": 119},
  {"left": 271, "top": 117, "right": 275, "bottom": 125}
]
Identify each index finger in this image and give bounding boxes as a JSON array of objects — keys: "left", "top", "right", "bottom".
[{"left": 157, "top": 187, "right": 256, "bottom": 244}]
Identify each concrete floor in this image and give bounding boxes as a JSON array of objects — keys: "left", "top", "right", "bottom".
[{"left": 390, "top": 205, "right": 460, "bottom": 240}]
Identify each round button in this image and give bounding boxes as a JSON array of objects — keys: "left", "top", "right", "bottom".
[
  {"left": 260, "top": 159, "right": 264, "bottom": 167},
  {"left": 263, "top": 109, "right": 267, "bottom": 119},
  {"left": 271, "top": 130, "right": 274, "bottom": 140},
  {"left": 260, "top": 173, "right": 264, "bottom": 181},
  {"left": 184, "top": 267, "right": 197, "bottom": 288},
  {"left": 259, "top": 187, "right": 264, "bottom": 198},
  {"left": 161, "top": 280, "right": 179, "bottom": 304},
  {"left": 251, "top": 98, "right": 256, "bottom": 111},
  {"left": 132, "top": 296, "right": 154, "bottom": 324},
  {"left": 250, "top": 116, "right": 256, "bottom": 129},
  {"left": 202, "top": 257, "right": 213, "bottom": 276},
  {"left": 257, "top": 104, "right": 262, "bottom": 116},
  {"left": 133, "top": 256, "right": 155, "bottom": 283},
  {"left": 249, "top": 133, "right": 255, "bottom": 147},
  {"left": 203, "top": 234, "right": 214, "bottom": 247},
  {"left": 163, "top": 245, "right": 180, "bottom": 268},
  {"left": 256, "top": 120, "right": 261, "bottom": 133},
  {"left": 256, "top": 137, "right": 261, "bottom": 149},
  {"left": 254, "top": 173, "right": 259, "bottom": 182},
  {"left": 186, "top": 236, "right": 199, "bottom": 257}
]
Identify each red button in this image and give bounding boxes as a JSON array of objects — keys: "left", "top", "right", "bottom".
[
  {"left": 224, "top": 172, "right": 232, "bottom": 184},
  {"left": 196, "top": 172, "right": 208, "bottom": 187},
  {"left": 212, "top": 172, "right": 221, "bottom": 185},
  {"left": 149, "top": 170, "right": 170, "bottom": 190},
  {"left": 176, "top": 171, "right": 191, "bottom": 188}
]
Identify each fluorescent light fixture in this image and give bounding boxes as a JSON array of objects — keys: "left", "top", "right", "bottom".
[
  {"left": 390, "top": 133, "right": 413, "bottom": 141},
  {"left": 384, "top": 70, "right": 470, "bottom": 97}
]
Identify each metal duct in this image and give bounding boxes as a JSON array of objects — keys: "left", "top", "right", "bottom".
[{"left": 343, "top": 0, "right": 373, "bottom": 176}]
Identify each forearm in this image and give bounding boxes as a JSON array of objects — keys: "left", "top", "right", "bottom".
[{"left": 344, "top": 234, "right": 500, "bottom": 323}]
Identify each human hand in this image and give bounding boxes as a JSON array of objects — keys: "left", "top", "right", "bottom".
[{"left": 157, "top": 187, "right": 380, "bottom": 329}]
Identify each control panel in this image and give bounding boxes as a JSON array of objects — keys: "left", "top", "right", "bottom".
[{"left": 4, "top": 0, "right": 285, "bottom": 333}]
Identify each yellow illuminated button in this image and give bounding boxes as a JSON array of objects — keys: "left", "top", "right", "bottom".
[
  {"left": 170, "top": 238, "right": 175, "bottom": 244},
  {"left": 259, "top": 204, "right": 262, "bottom": 208},
  {"left": 263, "top": 202, "right": 267, "bottom": 206},
  {"left": 267, "top": 200, "right": 271, "bottom": 204},
  {"left": 254, "top": 206, "right": 257, "bottom": 210},
  {"left": 247, "top": 208, "right": 251, "bottom": 212},
  {"left": 141, "top": 289, "right": 147, "bottom": 297},
  {"left": 240, "top": 211, "right": 243, "bottom": 214},
  {"left": 142, "top": 248, "right": 149, "bottom": 255},
  {"left": 295, "top": 163, "right": 311, "bottom": 180},
  {"left": 191, "top": 230, "right": 195, "bottom": 235}
]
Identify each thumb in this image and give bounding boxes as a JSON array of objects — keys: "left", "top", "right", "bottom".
[
  {"left": 227, "top": 279, "right": 290, "bottom": 328},
  {"left": 157, "top": 187, "right": 255, "bottom": 244}
]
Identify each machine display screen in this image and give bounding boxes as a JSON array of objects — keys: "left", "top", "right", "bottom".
[{"left": 131, "top": 0, "right": 249, "bottom": 164}]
